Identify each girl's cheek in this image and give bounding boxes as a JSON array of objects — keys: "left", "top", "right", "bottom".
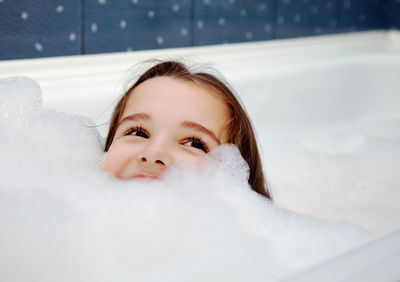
[
  {"left": 174, "top": 149, "right": 206, "bottom": 167},
  {"left": 103, "top": 143, "right": 128, "bottom": 175},
  {"left": 103, "top": 152, "right": 119, "bottom": 175}
]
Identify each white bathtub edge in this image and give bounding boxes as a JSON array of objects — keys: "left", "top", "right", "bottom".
[{"left": 1, "top": 30, "right": 399, "bottom": 83}]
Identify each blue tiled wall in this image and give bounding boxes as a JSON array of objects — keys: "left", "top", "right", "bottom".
[
  {"left": 0, "top": 0, "right": 81, "bottom": 60},
  {"left": 0, "top": 0, "right": 398, "bottom": 60},
  {"left": 276, "top": 0, "right": 340, "bottom": 38},
  {"left": 84, "top": 0, "right": 191, "bottom": 54},
  {"left": 193, "top": 0, "right": 276, "bottom": 45},
  {"left": 388, "top": 0, "right": 400, "bottom": 28},
  {"left": 339, "top": 0, "right": 388, "bottom": 32}
]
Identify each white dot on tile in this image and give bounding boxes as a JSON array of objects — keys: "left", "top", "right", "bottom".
[
  {"left": 197, "top": 20, "right": 204, "bottom": 29},
  {"left": 259, "top": 3, "right": 266, "bottom": 11},
  {"left": 310, "top": 6, "right": 319, "bottom": 15},
  {"left": 172, "top": 4, "right": 180, "bottom": 12},
  {"left": 293, "top": 14, "right": 301, "bottom": 23},
  {"left": 181, "top": 27, "right": 188, "bottom": 36},
  {"left": 203, "top": 0, "right": 210, "bottom": 4},
  {"left": 120, "top": 19, "right": 127, "bottom": 29},
  {"left": 132, "top": 0, "right": 139, "bottom": 3},
  {"left": 69, "top": 32, "right": 76, "bottom": 41},
  {"left": 0, "top": 0, "right": 4, "bottom": 3},
  {"left": 35, "top": 42, "right": 43, "bottom": 52},
  {"left": 148, "top": 10, "right": 155, "bottom": 18},
  {"left": 283, "top": 0, "right": 290, "bottom": 4},
  {"left": 228, "top": 0, "right": 235, "bottom": 4},
  {"left": 156, "top": 36, "right": 164, "bottom": 45},
  {"left": 245, "top": 31, "right": 253, "bottom": 40},
  {"left": 314, "top": 27, "right": 323, "bottom": 34},
  {"left": 21, "top": 11, "right": 29, "bottom": 20},
  {"left": 240, "top": 9, "right": 247, "bottom": 17},
  {"left": 264, "top": 24, "right": 272, "bottom": 32},
  {"left": 127, "top": 46, "right": 133, "bottom": 52},
  {"left": 91, "top": 23, "right": 98, "bottom": 33},
  {"left": 56, "top": 5, "right": 64, "bottom": 13},
  {"left": 98, "top": 0, "right": 106, "bottom": 4},
  {"left": 218, "top": 17, "right": 225, "bottom": 26}
]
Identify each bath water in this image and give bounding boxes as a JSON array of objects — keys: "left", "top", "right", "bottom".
[{"left": 0, "top": 77, "right": 373, "bottom": 282}]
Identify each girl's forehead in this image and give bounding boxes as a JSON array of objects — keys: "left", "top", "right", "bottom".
[{"left": 123, "top": 76, "right": 228, "bottom": 116}]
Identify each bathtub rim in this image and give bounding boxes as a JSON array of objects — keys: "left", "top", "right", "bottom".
[{"left": 1, "top": 30, "right": 399, "bottom": 83}]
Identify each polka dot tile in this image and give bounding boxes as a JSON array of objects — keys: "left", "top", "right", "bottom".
[
  {"left": 0, "top": 0, "right": 81, "bottom": 60},
  {"left": 275, "top": 0, "right": 340, "bottom": 39},
  {"left": 339, "top": 0, "right": 387, "bottom": 32},
  {"left": 193, "top": 0, "right": 276, "bottom": 46},
  {"left": 0, "top": 0, "right": 395, "bottom": 60},
  {"left": 83, "top": 0, "right": 191, "bottom": 54}
]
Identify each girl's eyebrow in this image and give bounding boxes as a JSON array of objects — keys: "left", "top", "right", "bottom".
[
  {"left": 118, "top": 113, "right": 151, "bottom": 127},
  {"left": 118, "top": 114, "right": 220, "bottom": 144},
  {"left": 181, "top": 121, "right": 221, "bottom": 145}
]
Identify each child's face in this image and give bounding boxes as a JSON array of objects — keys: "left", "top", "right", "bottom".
[{"left": 103, "top": 76, "right": 230, "bottom": 179}]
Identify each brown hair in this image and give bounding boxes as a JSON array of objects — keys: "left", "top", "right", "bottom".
[{"left": 104, "top": 60, "right": 271, "bottom": 199}]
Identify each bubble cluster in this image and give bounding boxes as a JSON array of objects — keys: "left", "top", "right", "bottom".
[{"left": 0, "top": 77, "right": 42, "bottom": 128}]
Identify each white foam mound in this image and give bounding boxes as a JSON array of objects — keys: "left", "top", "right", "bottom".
[
  {"left": 0, "top": 77, "right": 42, "bottom": 127},
  {"left": 0, "top": 77, "right": 373, "bottom": 282}
]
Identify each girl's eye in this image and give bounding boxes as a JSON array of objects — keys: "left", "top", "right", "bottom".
[
  {"left": 125, "top": 126, "right": 149, "bottom": 138},
  {"left": 184, "top": 137, "right": 209, "bottom": 153}
]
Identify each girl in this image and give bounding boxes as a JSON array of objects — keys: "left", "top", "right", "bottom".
[{"left": 103, "top": 60, "right": 271, "bottom": 199}]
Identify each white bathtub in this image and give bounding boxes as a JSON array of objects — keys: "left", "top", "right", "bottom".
[{"left": 1, "top": 31, "right": 400, "bottom": 281}]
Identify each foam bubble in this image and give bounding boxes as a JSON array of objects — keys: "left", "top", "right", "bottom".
[{"left": 0, "top": 77, "right": 42, "bottom": 128}]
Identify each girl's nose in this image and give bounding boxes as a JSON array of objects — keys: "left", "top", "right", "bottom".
[
  {"left": 139, "top": 155, "right": 166, "bottom": 166},
  {"left": 137, "top": 144, "right": 172, "bottom": 167}
]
